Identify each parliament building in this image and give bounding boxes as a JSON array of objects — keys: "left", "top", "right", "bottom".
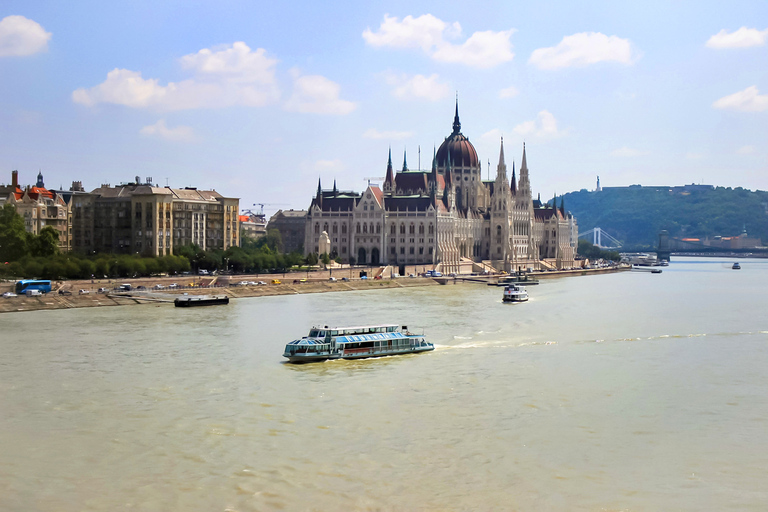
[{"left": 305, "top": 104, "right": 578, "bottom": 273}]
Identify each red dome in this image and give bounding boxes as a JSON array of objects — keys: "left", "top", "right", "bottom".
[{"left": 436, "top": 133, "right": 479, "bottom": 169}]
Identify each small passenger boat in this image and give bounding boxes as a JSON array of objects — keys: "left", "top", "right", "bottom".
[
  {"left": 502, "top": 284, "right": 528, "bottom": 302},
  {"left": 732, "top": 262, "right": 741, "bottom": 270},
  {"left": 174, "top": 295, "right": 229, "bottom": 307},
  {"left": 283, "top": 324, "right": 434, "bottom": 363}
]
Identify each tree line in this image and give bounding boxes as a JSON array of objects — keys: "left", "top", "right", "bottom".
[{"left": 0, "top": 204, "right": 307, "bottom": 280}]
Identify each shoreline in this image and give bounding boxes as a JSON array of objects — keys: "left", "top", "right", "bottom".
[{"left": 0, "top": 266, "right": 629, "bottom": 314}]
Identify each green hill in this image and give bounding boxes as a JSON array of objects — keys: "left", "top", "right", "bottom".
[{"left": 561, "top": 185, "right": 768, "bottom": 249}]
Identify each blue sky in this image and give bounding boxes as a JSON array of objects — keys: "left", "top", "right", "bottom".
[{"left": 1, "top": 1, "right": 766, "bottom": 217}]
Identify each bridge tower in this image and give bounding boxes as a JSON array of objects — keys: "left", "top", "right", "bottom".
[{"left": 657, "top": 230, "right": 671, "bottom": 262}]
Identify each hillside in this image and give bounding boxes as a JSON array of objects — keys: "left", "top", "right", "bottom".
[{"left": 561, "top": 185, "right": 768, "bottom": 249}]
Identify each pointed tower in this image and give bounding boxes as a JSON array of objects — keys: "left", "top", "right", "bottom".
[
  {"left": 402, "top": 149, "right": 408, "bottom": 172},
  {"left": 36, "top": 171, "right": 44, "bottom": 188},
  {"left": 315, "top": 177, "right": 323, "bottom": 209},
  {"left": 492, "top": 137, "right": 512, "bottom": 267},
  {"left": 510, "top": 160, "right": 517, "bottom": 194},
  {"left": 333, "top": 179, "right": 338, "bottom": 197},
  {"left": 383, "top": 148, "right": 395, "bottom": 195},
  {"left": 452, "top": 97, "right": 461, "bottom": 135},
  {"left": 518, "top": 143, "right": 532, "bottom": 199}
]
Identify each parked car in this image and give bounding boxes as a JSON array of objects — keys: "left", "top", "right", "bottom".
[
  {"left": 153, "top": 284, "right": 164, "bottom": 290},
  {"left": 374, "top": 275, "right": 382, "bottom": 280},
  {"left": 97, "top": 287, "right": 108, "bottom": 293},
  {"left": 360, "top": 275, "right": 368, "bottom": 280},
  {"left": 237, "top": 281, "right": 249, "bottom": 286},
  {"left": 328, "top": 277, "right": 337, "bottom": 282},
  {"left": 58, "top": 289, "right": 72, "bottom": 296},
  {"left": 271, "top": 279, "right": 282, "bottom": 284},
  {"left": 136, "top": 285, "right": 146, "bottom": 290},
  {"left": 409, "top": 273, "right": 416, "bottom": 278},
  {"left": 2, "top": 292, "right": 17, "bottom": 298},
  {"left": 168, "top": 283, "right": 178, "bottom": 289},
  {"left": 78, "top": 289, "right": 90, "bottom": 295},
  {"left": 257, "top": 281, "right": 267, "bottom": 286},
  {"left": 341, "top": 277, "right": 349, "bottom": 281}
]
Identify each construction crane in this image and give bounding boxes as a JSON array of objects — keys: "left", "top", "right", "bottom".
[{"left": 251, "top": 203, "right": 288, "bottom": 216}]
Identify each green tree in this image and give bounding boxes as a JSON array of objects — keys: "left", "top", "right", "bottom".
[
  {"left": 0, "top": 204, "right": 28, "bottom": 261},
  {"left": 29, "top": 226, "right": 60, "bottom": 257}
]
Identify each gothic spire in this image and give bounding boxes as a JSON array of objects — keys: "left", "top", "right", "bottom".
[
  {"left": 511, "top": 160, "right": 517, "bottom": 194},
  {"left": 384, "top": 147, "right": 395, "bottom": 193},
  {"left": 402, "top": 149, "right": 408, "bottom": 172},
  {"left": 316, "top": 177, "right": 322, "bottom": 197},
  {"left": 452, "top": 95, "right": 461, "bottom": 135}
]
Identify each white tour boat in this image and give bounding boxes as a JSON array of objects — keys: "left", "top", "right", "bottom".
[
  {"left": 283, "top": 324, "right": 434, "bottom": 363},
  {"left": 502, "top": 284, "right": 529, "bottom": 303}
]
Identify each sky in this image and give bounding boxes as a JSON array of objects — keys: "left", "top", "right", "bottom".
[{"left": 1, "top": 1, "right": 766, "bottom": 218}]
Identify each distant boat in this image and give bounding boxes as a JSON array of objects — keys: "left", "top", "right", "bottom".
[
  {"left": 493, "top": 272, "right": 539, "bottom": 286},
  {"left": 732, "top": 262, "right": 741, "bottom": 270},
  {"left": 632, "top": 265, "right": 662, "bottom": 274},
  {"left": 174, "top": 295, "right": 229, "bottom": 307}
]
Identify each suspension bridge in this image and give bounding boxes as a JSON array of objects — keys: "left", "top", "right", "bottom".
[{"left": 578, "top": 227, "right": 622, "bottom": 249}]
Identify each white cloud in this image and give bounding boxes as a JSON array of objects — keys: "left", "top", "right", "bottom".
[
  {"left": 610, "top": 147, "right": 646, "bottom": 157},
  {"left": 737, "top": 145, "right": 756, "bottom": 155},
  {"left": 499, "top": 86, "right": 519, "bottom": 98},
  {"left": 284, "top": 70, "right": 356, "bottom": 115},
  {"left": 529, "top": 32, "right": 638, "bottom": 70},
  {"left": 713, "top": 86, "right": 768, "bottom": 112},
  {"left": 385, "top": 73, "right": 450, "bottom": 101},
  {"left": 706, "top": 27, "right": 768, "bottom": 49},
  {"left": 363, "top": 128, "right": 413, "bottom": 140},
  {"left": 0, "top": 15, "right": 51, "bottom": 57},
  {"left": 73, "top": 42, "right": 280, "bottom": 110},
  {"left": 140, "top": 119, "right": 195, "bottom": 142},
  {"left": 363, "top": 14, "right": 514, "bottom": 68},
  {"left": 513, "top": 110, "right": 564, "bottom": 138}
]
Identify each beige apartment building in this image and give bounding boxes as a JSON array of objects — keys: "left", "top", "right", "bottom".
[{"left": 71, "top": 178, "right": 239, "bottom": 256}]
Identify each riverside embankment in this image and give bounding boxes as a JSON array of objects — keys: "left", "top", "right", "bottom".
[{"left": 0, "top": 265, "right": 629, "bottom": 314}]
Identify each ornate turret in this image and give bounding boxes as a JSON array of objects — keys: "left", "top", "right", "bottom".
[
  {"left": 402, "top": 149, "right": 408, "bottom": 172},
  {"left": 384, "top": 148, "right": 394, "bottom": 195},
  {"left": 36, "top": 171, "right": 44, "bottom": 188}
]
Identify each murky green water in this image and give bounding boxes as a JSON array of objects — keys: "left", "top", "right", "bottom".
[{"left": 2, "top": 257, "right": 767, "bottom": 511}]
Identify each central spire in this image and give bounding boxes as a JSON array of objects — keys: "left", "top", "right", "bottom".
[{"left": 452, "top": 95, "right": 461, "bottom": 135}]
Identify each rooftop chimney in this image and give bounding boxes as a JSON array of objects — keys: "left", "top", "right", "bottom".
[{"left": 12, "top": 170, "right": 18, "bottom": 188}]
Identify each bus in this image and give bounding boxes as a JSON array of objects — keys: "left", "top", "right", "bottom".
[{"left": 15, "top": 280, "right": 52, "bottom": 294}]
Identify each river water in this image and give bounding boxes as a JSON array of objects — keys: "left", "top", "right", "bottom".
[{"left": 2, "top": 257, "right": 767, "bottom": 511}]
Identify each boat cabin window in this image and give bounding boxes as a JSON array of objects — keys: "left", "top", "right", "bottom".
[{"left": 309, "top": 330, "right": 319, "bottom": 337}]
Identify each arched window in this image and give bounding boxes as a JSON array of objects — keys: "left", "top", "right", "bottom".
[
  {"left": 390, "top": 224, "right": 396, "bottom": 234},
  {"left": 332, "top": 224, "right": 338, "bottom": 234},
  {"left": 363, "top": 223, "right": 368, "bottom": 233},
  {"left": 323, "top": 222, "right": 329, "bottom": 233},
  {"left": 418, "top": 224, "right": 424, "bottom": 235},
  {"left": 369, "top": 223, "right": 374, "bottom": 234},
  {"left": 409, "top": 224, "right": 415, "bottom": 235},
  {"left": 342, "top": 224, "right": 347, "bottom": 234},
  {"left": 376, "top": 223, "right": 381, "bottom": 234},
  {"left": 428, "top": 224, "right": 434, "bottom": 235},
  {"left": 356, "top": 223, "right": 361, "bottom": 234},
  {"left": 314, "top": 223, "right": 319, "bottom": 234},
  {"left": 400, "top": 224, "right": 406, "bottom": 235}
]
